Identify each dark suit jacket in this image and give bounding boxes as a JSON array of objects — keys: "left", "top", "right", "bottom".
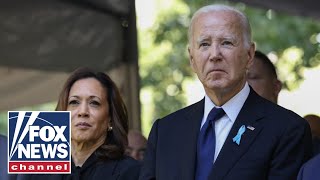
[
  {"left": 140, "top": 89, "right": 312, "bottom": 180},
  {"left": 0, "top": 135, "right": 17, "bottom": 180},
  {"left": 0, "top": 134, "right": 9, "bottom": 179},
  {"left": 297, "top": 154, "right": 320, "bottom": 180}
]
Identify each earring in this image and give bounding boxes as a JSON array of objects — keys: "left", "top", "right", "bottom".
[{"left": 108, "top": 126, "right": 113, "bottom": 131}]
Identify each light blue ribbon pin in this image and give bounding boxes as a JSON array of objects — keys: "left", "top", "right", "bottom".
[{"left": 233, "top": 125, "right": 246, "bottom": 145}]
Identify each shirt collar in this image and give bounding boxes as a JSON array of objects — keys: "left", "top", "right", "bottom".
[{"left": 204, "top": 82, "right": 250, "bottom": 122}]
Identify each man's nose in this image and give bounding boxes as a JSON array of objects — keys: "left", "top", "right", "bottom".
[
  {"left": 131, "top": 150, "right": 140, "bottom": 160},
  {"left": 209, "top": 43, "right": 222, "bottom": 62}
]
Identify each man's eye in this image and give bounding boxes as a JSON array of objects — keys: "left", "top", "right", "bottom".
[
  {"left": 221, "top": 41, "right": 233, "bottom": 46},
  {"left": 200, "top": 42, "right": 210, "bottom": 47},
  {"left": 125, "top": 148, "right": 132, "bottom": 155},
  {"left": 247, "top": 74, "right": 258, "bottom": 79}
]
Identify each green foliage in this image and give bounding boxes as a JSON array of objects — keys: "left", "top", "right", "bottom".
[
  {"left": 246, "top": 7, "right": 320, "bottom": 89},
  {"left": 139, "top": 1, "right": 192, "bottom": 121},
  {"left": 0, "top": 113, "right": 7, "bottom": 136},
  {"left": 0, "top": 102, "right": 57, "bottom": 136}
]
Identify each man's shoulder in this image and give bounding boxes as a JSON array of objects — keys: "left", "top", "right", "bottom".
[
  {"left": 157, "top": 99, "right": 203, "bottom": 124},
  {"left": 264, "top": 99, "right": 305, "bottom": 125},
  {"left": 304, "top": 154, "right": 320, "bottom": 168},
  {"left": 0, "top": 134, "right": 7, "bottom": 152},
  {"left": 242, "top": 91, "right": 308, "bottom": 134},
  {"left": 298, "top": 154, "right": 320, "bottom": 179},
  {"left": 0, "top": 134, "right": 6, "bottom": 142},
  {"left": 249, "top": 91, "right": 305, "bottom": 125}
]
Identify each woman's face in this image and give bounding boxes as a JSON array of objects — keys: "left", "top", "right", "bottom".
[{"left": 67, "top": 78, "right": 109, "bottom": 144}]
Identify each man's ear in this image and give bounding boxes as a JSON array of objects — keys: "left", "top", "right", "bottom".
[
  {"left": 188, "top": 46, "right": 195, "bottom": 72},
  {"left": 246, "top": 42, "right": 256, "bottom": 69},
  {"left": 272, "top": 79, "right": 282, "bottom": 103},
  {"left": 274, "top": 79, "right": 282, "bottom": 96}
]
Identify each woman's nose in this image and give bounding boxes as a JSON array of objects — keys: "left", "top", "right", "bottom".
[{"left": 78, "top": 103, "right": 89, "bottom": 117}]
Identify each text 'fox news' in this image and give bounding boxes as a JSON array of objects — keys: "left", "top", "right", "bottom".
[{"left": 8, "top": 111, "right": 71, "bottom": 174}]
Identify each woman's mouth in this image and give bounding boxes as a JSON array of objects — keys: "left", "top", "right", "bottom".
[{"left": 76, "top": 122, "right": 92, "bottom": 128}]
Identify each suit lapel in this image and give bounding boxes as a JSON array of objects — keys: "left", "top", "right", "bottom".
[
  {"left": 209, "top": 89, "right": 266, "bottom": 179},
  {"left": 179, "top": 99, "right": 204, "bottom": 180}
]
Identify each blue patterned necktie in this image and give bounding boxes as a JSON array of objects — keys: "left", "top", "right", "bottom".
[{"left": 196, "top": 107, "right": 225, "bottom": 180}]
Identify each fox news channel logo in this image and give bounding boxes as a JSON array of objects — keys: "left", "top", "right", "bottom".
[{"left": 8, "top": 111, "right": 71, "bottom": 174}]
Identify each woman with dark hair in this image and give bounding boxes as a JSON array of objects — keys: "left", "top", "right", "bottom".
[{"left": 21, "top": 67, "right": 140, "bottom": 180}]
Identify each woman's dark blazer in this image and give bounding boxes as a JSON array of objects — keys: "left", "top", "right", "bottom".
[{"left": 17, "top": 154, "right": 140, "bottom": 180}]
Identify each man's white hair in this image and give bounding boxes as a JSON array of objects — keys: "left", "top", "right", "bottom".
[{"left": 188, "top": 4, "right": 252, "bottom": 49}]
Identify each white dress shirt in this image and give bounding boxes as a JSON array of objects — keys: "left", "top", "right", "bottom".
[{"left": 200, "top": 82, "right": 250, "bottom": 162}]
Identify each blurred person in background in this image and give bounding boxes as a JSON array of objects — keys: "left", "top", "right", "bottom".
[
  {"left": 247, "top": 50, "right": 282, "bottom": 104},
  {"left": 126, "top": 130, "right": 147, "bottom": 161},
  {"left": 304, "top": 114, "right": 320, "bottom": 155}
]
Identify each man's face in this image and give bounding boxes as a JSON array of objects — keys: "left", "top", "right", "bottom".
[
  {"left": 304, "top": 115, "right": 320, "bottom": 139},
  {"left": 247, "top": 57, "right": 280, "bottom": 103},
  {"left": 188, "top": 11, "right": 254, "bottom": 97},
  {"left": 125, "top": 132, "right": 147, "bottom": 161}
]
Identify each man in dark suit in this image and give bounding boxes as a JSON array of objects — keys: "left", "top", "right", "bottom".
[
  {"left": 298, "top": 154, "right": 320, "bottom": 180},
  {"left": 1, "top": 134, "right": 8, "bottom": 178},
  {"left": 139, "top": 4, "right": 312, "bottom": 180},
  {"left": 0, "top": 134, "right": 16, "bottom": 180}
]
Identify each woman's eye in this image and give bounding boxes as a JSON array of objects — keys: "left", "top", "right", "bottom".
[
  {"left": 68, "top": 100, "right": 79, "bottom": 105},
  {"left": 90, "top": 101, "right": 101, "bottom": 106}
]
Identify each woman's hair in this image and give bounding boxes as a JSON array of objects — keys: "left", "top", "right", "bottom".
[{"left": 56, "top": 67, "right": 128, "bottom": 160}]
